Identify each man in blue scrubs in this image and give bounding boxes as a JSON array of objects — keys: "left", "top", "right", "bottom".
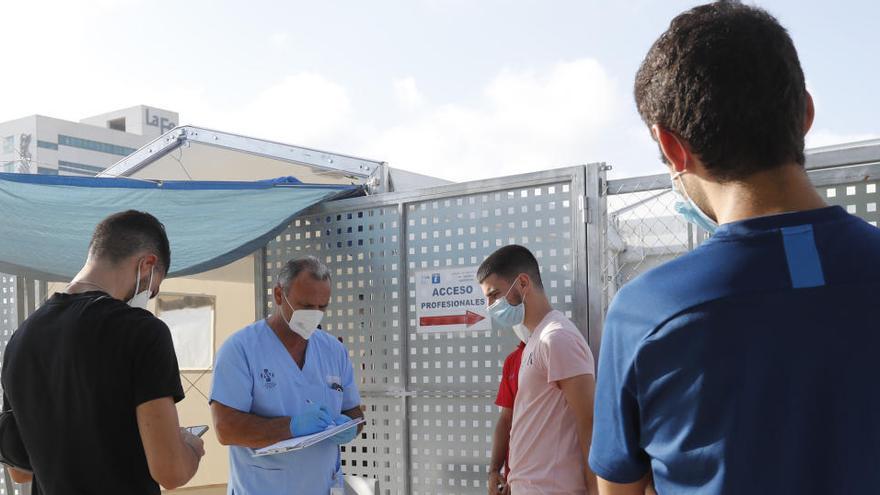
[
  {"left": 591, "top": 3, "right": 880, "bottom": 495},
  {"left": 210, "top": 257, "right": 363, "bottom": 495}
]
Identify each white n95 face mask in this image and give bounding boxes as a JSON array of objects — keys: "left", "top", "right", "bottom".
[
  {"left": 282, "top": 293, "right": 324, "bottom": 340},
  {"left": 127, "top": 263, "right": 154, "bottom": 310}
]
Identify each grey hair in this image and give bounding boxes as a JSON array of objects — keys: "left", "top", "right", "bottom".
[{"left": 276, "top": 256, "right": 332, "bottom": 292}]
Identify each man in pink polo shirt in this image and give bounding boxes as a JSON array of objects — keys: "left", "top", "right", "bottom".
[{"left": 478, "top": 245, "right": 598, "bottom": 495}]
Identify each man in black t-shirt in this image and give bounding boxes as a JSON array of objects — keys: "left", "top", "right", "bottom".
[{"left": 1, "top": 210, "right": 204, "bottom": 494}]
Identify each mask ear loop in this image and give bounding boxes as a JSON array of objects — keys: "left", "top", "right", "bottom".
[
  {"left": 146, "top": 265, "right": 155, "bottom": 299},
  {"left": 671, "top": 170, "right": 686, "bottom": 189},
  {"left": 488, "top": 281, "right": 516, "bottom": 311},
  {"left": 513, "top": 274, "right": 528, "bottom": 305},
  {"left": 502, "top": 281, "right": 517, "bottom": 301},
  {"left": 129, "top": 259, "right": 146, "bottom": 302},
  {"left": 133, "top": 263, "right": 142, "bottom": 299},
  {"left": 281, "top": 291, "right": 295, "bottom": 323}
]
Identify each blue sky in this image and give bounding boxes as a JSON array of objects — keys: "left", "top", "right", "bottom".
[{"left": 1, "top": 0, "right": 876, "bottom": 180}]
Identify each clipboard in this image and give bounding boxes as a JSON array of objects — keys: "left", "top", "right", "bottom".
[{"left": 252, "top": 417, "right": 365, "bottom": 457}]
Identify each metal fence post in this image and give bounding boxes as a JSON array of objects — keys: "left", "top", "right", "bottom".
[
  {"left": 397, "top": 200, "right": 412, "bottom": 495},
  {"left": 584, "top": 163, "right": 608, "bottom": 357},
  {"left": 14, "top": 277, "right": 27, "bottom": 327},
  {"left": 253, "top": 249, "right": 266, "bottom": 320}
]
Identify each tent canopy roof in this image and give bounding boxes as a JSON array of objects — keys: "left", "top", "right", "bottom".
[{"left": 0, "top": 173, "right": 358, "bottom": 280}]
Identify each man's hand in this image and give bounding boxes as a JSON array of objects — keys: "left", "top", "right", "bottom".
[
  {"left": 489, "top": 407, "right": 513, "bottom": 495},
  {"left": 291, "top": 404, "right": 333, "bottom": 437},
  {"left": 137, "top": 397, "right": 203, "bottom": 490},
  {"left": 7, "top": 466, "right": 32, "bottom": 484},
  {"left": 180, "top": 428, "right": 206, "bottom": 458},
  {"left": 488, "top": 471, "right": 504, "bottom": 495},
  {"left": 328, "top": 414, "right": 359, "bottom": 445}
]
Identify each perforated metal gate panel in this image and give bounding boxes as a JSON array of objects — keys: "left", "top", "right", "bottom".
[
  {"left": 342, "top": 397, "right": 407, "bottom": 494},
  {"left": 265, "top": 205, "right": 407, "bottom": 494},
  {"left": 405, "top": 185, "right": 578, "bottom": 394},
  {"left": 408, "top": 397, "right": 495, "bottom": 495},
  {"left": 820, "top": 180, "right": 880, "bottom": 227},
  {"left": 263, "top": 167, "right": 591, "bottom": 494},
  {"left": 404, "top": 185, "right": 581, "bottom": 494},
  {"left": 265, "top": 208, "right": 405, "bottom": 393},
  {"left": 0, "top": 274, "right": 16, "bottom": 368}
]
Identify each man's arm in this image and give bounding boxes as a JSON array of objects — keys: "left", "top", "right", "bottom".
[
  {"left": 597, "top": 474, "right": 651, "bottom": 495},
  {"left": 488, "top": 407, "right": 513, "bottom": 495},
  {"left": 2, "top": 380, "right": 32, "bottom": 484},
  {"left": 137, "top": 397, "right": 204, "bottom": 490},
  {"left": 211, "top": 401, "right": 294, "bottom": 449},
  {"left": 559, "top": 373, "right": 598, "bottom": 495},
  {"left": 7, "top": 467, "right": 32, "bottom": 484},
  {"left": 340, "top": 405, "right": 365, "bottom": 434}
]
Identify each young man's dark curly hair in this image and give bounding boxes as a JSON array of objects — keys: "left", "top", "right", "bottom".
[{"left": 634, "top": 1, "right": 809, "bottom": 182}]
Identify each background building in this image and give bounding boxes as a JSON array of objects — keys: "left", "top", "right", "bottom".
[{"left": 0, "top": 105, "right": 178, "bottom": 176}]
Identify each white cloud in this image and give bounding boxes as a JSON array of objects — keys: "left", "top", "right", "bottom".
[
  {"left": 363, "top": 59, "right": 622, "bottom": 181},
  {"left": 194, "top": 60, "right": 624, "bottom": 183},
  {"left": 0, "top": 48, "right": 642, "bottom": 184},
  {"left": 0, "top": 0, "right": 153, "bottom": 122},
  {"left": 271, "top": 33, "right": 290, "bottom": 47},
  {"left": 205, "top": 73, "right": 353, "bottom": 147},
  {"left": 392, "top": 77, "right": 425, "bottom": 111}
]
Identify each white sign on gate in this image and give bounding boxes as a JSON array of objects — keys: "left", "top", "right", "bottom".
[{"left": 415, "top": 266, "right": 491, "bottom": 334}]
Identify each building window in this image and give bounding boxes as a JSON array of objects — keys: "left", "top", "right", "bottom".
[
  {"left": 108, "top": 117, "right": 126, "bottom": 132},
  {"left": 57, "top": 135, "right": 136, "bottom": 156},
  {"left": 58, "top": 160, "right": 105, "bottom": 176},
  {"left": 37, "top": 166, "right": 59, "bottom": 175},
  {"left": 37, "top": 140, "right": 58, "bottom": 150},
  {"left": 1, "top": 136, "right": 13, "bottom": 154}
]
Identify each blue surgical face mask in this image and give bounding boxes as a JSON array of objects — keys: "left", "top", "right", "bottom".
[
  {"left": 487, "top": 281, "right": 530, "bottom": 342},
  {"left": 671, "top": 171, "right": 718, "bottom": 234}
]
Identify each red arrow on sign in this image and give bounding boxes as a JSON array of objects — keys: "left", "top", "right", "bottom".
[{"left": 420, "top": 311, "right": 486, "bottom": 328}]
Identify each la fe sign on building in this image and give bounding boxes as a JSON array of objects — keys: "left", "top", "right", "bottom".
[{"left": 416, "top": 267, "right": 491, "bottom": 334}]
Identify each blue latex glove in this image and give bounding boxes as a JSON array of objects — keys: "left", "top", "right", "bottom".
[
  {"left": 290, "top": 404, "right": 332, "bottom": 437},
  {"left": 329, "top": 413, "right": 359, "bottom": 445}
]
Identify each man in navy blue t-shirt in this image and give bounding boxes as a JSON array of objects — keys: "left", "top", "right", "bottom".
[{"left": 590, "top": 3, "right": 880, "bottom": 495}]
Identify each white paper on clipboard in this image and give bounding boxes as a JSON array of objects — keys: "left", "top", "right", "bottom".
[{"left": 252, "top": 417, "right": 365, "bottom": 457}]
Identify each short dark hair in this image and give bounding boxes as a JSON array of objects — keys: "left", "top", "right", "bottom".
[
  {"left": 89, "top": 210, "right": 171, "bottom": 274},
  {"left": 477, "top": 245, "right": 543, "bottom": 289},
  {"left": 634, "top": 1, "right": 808, "bottom": 181}
]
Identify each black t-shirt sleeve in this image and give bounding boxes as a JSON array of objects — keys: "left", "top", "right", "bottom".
[{"left": 131, "top": 317, "right": 185, "bottom": 407}]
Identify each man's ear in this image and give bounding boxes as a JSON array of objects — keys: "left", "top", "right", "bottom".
[
  {"left": 803, "top": 90, "right": 815, "bottom": 136},
  {"left": 141, "top": 253, "right": 159, "bottom": 273},
  {"left": 652, "top": 125, "right": 690, "bottom": 174},
  {"left": 273, "top": 285, "right": 284, "bottom": 306}
]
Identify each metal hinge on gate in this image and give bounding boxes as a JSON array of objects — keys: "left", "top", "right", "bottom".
[{"left": 579, "top": 194, "right": 590, "bottom": 224}]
